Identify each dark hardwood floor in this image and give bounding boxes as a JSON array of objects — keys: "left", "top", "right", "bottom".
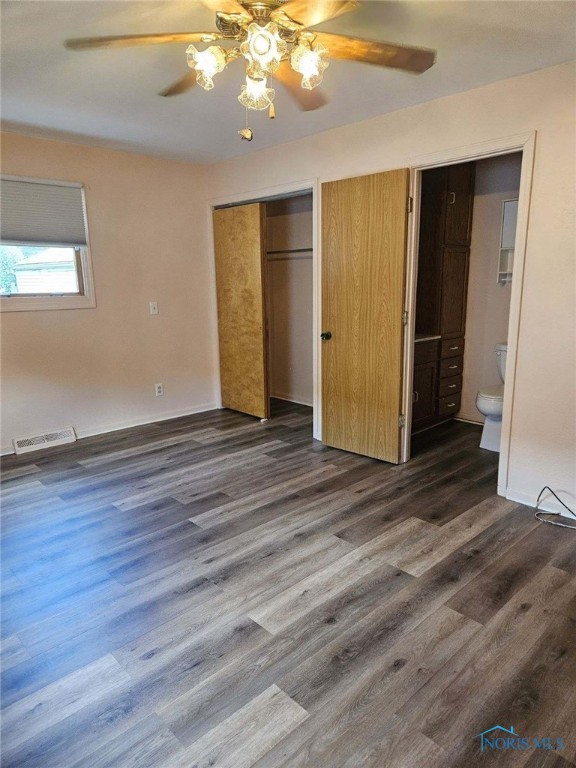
[{"left": 1, "top": 401, "right": 575, "bottom": 767}]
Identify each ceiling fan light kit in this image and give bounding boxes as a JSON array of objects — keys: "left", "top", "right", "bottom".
[{"left": 65, "top": 0, "right": 436, "bottom": 123}]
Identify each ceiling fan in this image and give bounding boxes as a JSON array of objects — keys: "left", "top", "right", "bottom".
[{"left": 65, "top": 0, "right": 436, "bottom": 115}]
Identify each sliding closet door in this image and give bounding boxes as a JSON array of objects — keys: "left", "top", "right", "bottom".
[
  {"left": 322, "top": 169, "right": 409, "bottom": 462},
  {"left": 213, "top": 203, "right": 269, "bottom": 419}
]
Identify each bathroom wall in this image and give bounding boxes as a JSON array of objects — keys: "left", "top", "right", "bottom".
[
  {"left": 266, "top": 195, "right": 313, "bottom": 406},
  {"left": 460, "top": 154, "right": 522, "bottom": 422}
]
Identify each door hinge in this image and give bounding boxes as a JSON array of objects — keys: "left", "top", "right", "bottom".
[
  {"left": 402, "top": 310, "right": 408, "bottom": 326},
  {"left": 399, "top": 415, "right": 406, "bottom": 428},
  {"left": 407, "top": 196, "right": 413, "bottom": 213}
]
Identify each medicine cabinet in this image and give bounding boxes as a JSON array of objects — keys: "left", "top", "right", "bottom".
[{"left": 498, "top": 198, "right": 518, "bottom": 285}]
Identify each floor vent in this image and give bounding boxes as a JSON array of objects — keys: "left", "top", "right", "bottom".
[{"left": 13, "top": 427, "right": 76, "bottom": 455}]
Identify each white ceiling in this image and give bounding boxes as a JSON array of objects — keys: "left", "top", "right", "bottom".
[{"left": 1, "top": 0, "right": 575, "bottom": 164}]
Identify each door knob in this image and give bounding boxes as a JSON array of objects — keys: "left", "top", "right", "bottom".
[{"left": 320, "top": 331, "right": 332, "bottom": 341}]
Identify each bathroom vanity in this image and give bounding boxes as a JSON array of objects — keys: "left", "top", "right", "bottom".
[{"left": 412, "top": 161, "right": 475, "bottom": 433}]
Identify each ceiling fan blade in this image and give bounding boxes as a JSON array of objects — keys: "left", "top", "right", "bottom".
[
  {"left": 65, "top": 32, "right": 221, "bottom": 51},
  {"left": 314, "top": 33, "right": 436, "bottom": 73},
  {"left": 272, "top": 0, "right": 358, "bottom": 28},
  {"left": 197, "top": 0, "right": 251, "bottom": 18},
  {"left": 275, "top": 64, "right": 328, "bottom": 111},
  {"left": 159, "top": 72, "right": 198, "bottom": 97}
]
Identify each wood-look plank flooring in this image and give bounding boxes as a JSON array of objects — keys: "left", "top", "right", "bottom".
[{"left": 1, "top": 400, "right": 575, "bottom": 768}]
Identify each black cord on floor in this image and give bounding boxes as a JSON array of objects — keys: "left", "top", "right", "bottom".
[{"left": 535, "top": 486, "right": 576, "bottom": 530}]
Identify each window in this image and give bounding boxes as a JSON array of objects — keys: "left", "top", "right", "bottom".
[{"left": 0, "top": 176, "right": 95, "bottom": 311}]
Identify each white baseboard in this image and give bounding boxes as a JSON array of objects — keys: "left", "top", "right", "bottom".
[
  {"left": 504, "top": 486, "right": 576, "bottom": 519},
  {"left": 1, "top": 402, "right": 219, "bottom": 456},
  {"left": 270, "top": 392, "right": 313, "bottom": 408},
  {"left": 454, "top": 416, "right": 483, "bottom": 426}
]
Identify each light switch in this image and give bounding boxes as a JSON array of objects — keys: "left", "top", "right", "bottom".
[{"left": 149, "top": 301, "right": 158, "bottom": 315}]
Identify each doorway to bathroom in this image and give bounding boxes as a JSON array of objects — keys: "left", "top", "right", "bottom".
[{"left": 403, "top": 139, "right": 533, "bottom": 498}]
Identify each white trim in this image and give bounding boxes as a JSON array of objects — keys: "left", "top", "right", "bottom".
[
  {"left": 400, "top": 170, "right": 421, "bottom": 463},
  {"left": 410, "top": 132, "right": 536, "bottom": 168},
  {"left": 205, "top": 201, "right": 222, "bottom": 410},
  {"left": 0, "top": 402, "right": 219, "bottom": 455},
  {"left": 311, "top": 180, "right": 321, "bottom": 441},
  {"left": 208, "top": 178, "right": 321, "bottom": 440},
  {"left": 0, "top": 245, "right": 96, "bottom": 312},
  {"left": 505, "top": 487, "right": 576, "bottom": 519},
  {"left": 454, "top": 416, "right": 483, "bottom": 426},
  {"left": 270, "top": 393, "right": 313, "bottom": 408},
  {"left": 498, "top": 136, "right": 536, "bottom": 498},
  {"left": 1, "top": 174, "right": 83, "bottom": 189},
  {"left": 403, "top": 131, "right": 537, "bottom": 504}
]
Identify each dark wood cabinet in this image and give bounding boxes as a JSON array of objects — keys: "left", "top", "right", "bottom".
[
  {"left": 415, "top": 169, "right": 445, "bottom": 337},
  {"left": 438, "top": 393, "right": 462, "bottom": 417},
  {"left": 444, "top": 163, "right": 475, "bottom": 245},
  {"left": 440, "top": 248, "right": 469, "bottom": 338},
  {"left": 412, "top": 160, "right": 475, "bottom": 433},
  {"left": 412, "top": 358, "right": 438, "bottom": 429},
  {"left": 439, "top": 354, "right": 464, "bottom": 379},
  {"left": 441, "top": 338, "right": 465, "bottom": 358},
  {"left": 439, "top": 374, "right": 462, "bottom": 397}
]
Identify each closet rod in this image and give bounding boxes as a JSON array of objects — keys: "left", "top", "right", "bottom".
[{"left": 267, "top": 248, "right": 312, "bottom": 255}]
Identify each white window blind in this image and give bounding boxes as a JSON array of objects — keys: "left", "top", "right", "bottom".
[{"left": 1, "top": 177, "right": 88, "bottom": 246}]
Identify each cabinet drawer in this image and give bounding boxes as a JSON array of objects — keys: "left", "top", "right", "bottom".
[
  {"left": 439, "top": 375, "right": 462, "bottom": 397},
  {"left": 414, "top": 340, "right": 440, "bottom": 365},
  {"left": 439, "top": 356, "right": 463, "bottom": 379},
  {"left": 441, "top": 337, "right": 465, "bottom": 358},
  {"left": 438, "top": 393, "right": 461, "bottom": 416}
]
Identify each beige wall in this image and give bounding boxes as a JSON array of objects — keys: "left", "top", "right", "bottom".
[
  {"left": 0, "top": 133, "right": 218, "bottom": 451},
  {"left": 460, "top": 153, "right": 522, "bottom": 422},
  {"left": 266, "top": 196, "right": 313, "bottom": 406},
  {"left": 207, "top": 61, "right": 576, "bottom": 513}
]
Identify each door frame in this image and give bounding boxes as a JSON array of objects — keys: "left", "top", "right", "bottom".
[
  {"left": 209, "top": 178, "right": 321, "bottom": 439},
  {"left": 401, "top": 131, "right": 537, "bottom": 502}
]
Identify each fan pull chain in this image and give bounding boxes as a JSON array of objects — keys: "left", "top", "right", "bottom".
[
  {"left": 269, "top": 74, "right": 276, "bottom": 119},
  {"left": 238, "top": 107, "right": 253, "bottom": 141}
]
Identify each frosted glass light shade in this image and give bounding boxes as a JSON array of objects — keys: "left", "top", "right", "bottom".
[
  {"left": 238, "top": 75, "right": 275, "bottom": 110},
  {"left": 240, "top": 23, "right": 287, "bottom": 74},
  {"left": 291, "top": 41, "right": 329, "bottom": 89},
  {"left": 187, "top": 45, "right": 227, "bottom": 90}
]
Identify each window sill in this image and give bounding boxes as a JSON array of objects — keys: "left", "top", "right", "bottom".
[{"left": 0, "top": 294, "right": 97, "bottom": 312}]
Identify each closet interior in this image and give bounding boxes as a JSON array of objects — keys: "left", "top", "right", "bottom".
[{"left": 265, "top": 194, "right": 313, "bottom": 411}]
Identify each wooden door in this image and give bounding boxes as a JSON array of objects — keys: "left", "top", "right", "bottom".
[
  {"left": 322, "top": 169, "right": 409, "bottom": 463},
  {"left": 213, "top": 203, "right": 269, "bottom": 419}
]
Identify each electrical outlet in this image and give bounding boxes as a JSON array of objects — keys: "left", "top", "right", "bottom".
[
  {"left": 149, "top": 301, "right": 158, "bottom": 315},
  {"left": 155, "top": 383, "right": 164, "bottom": 397}
]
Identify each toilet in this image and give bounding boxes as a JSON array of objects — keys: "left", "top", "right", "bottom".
[{"left": 476, "top": 342, "right": 507, "bottom": 452}]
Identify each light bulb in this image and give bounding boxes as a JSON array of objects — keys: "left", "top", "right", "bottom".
[
  {"left": 186, "top": 45, "right": 227, "bottom": 90},
  {"left": 291, "top": 41, "right": 329, "bottom": 89},
  {"left": 238, "top": 75, "right": 275, "bottom": 111},
  {"left": 252, "top": 33, "right": 272, "bottom": 57}
]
